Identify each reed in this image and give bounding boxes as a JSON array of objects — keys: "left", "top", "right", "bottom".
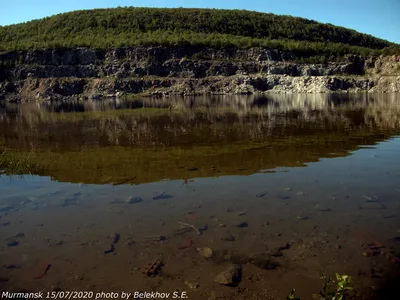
[{"left": 0, "top": 149, "right": 41, "bottom": 175}]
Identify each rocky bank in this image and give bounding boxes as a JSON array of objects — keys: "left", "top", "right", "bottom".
[{"left": 0, "top": 46, "right": 399, "bottom": 102}]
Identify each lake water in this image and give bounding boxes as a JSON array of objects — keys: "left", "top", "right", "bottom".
[{"left": 0, "top": 93, "right": 400, "bottom": 299}]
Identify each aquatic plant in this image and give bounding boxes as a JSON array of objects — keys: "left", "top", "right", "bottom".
[
  {"left": 318, "top": 273, "right": 355, "bottom": 300},
  {"left": 286, "top": 289, "right": 300, "bottom": 300},
  {"left": 0, "top": 149, "right": 40, "bottom": 175},
  {"left": 287, "top": 273, "right": 355, "bottom": 300}
]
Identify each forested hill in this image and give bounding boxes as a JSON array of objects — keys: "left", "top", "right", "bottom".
[{"left": 0, "top": 7, "right": 398, "bottom": 56}]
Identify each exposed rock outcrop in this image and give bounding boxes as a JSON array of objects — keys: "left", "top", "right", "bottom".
[{"left": 0, "top": 46, "right": 399, "bottom": 102}]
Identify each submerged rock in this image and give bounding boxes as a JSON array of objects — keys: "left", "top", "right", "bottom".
[
  {"left": 7, "top": 240, "right": 19, "bottom": 247},
  {"left": 103, "top": 244, "right": 115, "bottom": 254},
  {"left": 111, "top": 232, "right": 120, "bottom": 244},
  {"left": 256, "top": 191, "right": 268, "bottom": 198},
  {"left": 145, "top": 235, "right": 166, "bottom": 242},
  {"left": 184, "top": 281, "right": 199, "bottom": 289},
  {"left": 314, "top": 204, "right": 332, "bottom": 212},
  {"left": 363, "top": 195, "right": 379, "bottom": 202},
  {"left": 197, "top": 247, "right": 213, "bottom": 258},
  {"left": 125, "top": 196, "right": 143, "bottom": 204},
  {"left": 48, "top": 240, "right": 63, "bottom": 246},
  {"left": 4, "top": 264, "right": 20, "bottom": 269},
  {"left": 214, "top": 264, "right": 242, "bottom": 286},
  {"left": 221, "top": 233, "right": 236, "bottom": 242},
  {"left": 233, "top": 221, "right": 248, "bottom": 228},
  {"left": 152, "top": 191, "right": 173, "bottom": 200}
]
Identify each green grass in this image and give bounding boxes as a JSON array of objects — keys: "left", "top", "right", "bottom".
[{"left": 0, "top": 149, "right": 42, "bottom": 175}]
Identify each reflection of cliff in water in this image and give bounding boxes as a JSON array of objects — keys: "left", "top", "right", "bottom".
[
  {"left": 1, "top": 93, "right": 400, "bottom": 150},
  {"left": 0, "top": 93, "right": 400, "bottom": 184},
  {"left": 2, "top": 92, "right": 400, "bottom": 113}
]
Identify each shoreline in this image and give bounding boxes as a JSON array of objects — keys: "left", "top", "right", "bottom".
[{"left": 1, "top": 74, "right": 399, "bottom": 103}]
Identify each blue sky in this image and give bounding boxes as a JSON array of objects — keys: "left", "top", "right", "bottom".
[{"left": 0, "top": 0, "right": 399, "bottom": 44}]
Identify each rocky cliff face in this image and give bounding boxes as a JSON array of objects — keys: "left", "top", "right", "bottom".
[{"left": 0, "top": 47, "right": 399, "bottom": 102}]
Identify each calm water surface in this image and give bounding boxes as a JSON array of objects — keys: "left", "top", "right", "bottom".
[{"left": 0, "top": 93, "right": 400, "bottom": 299}]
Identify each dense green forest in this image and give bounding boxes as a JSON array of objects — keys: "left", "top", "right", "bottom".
[{"left": 0, "top": 7, "right": 399, "bottom": 58}]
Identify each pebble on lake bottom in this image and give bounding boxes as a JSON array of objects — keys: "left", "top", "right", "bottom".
[
  {"left": 197, "top": 247, "right": 213, "bottom": 258},
  {"left": 184, "top": 281, "right": 199, "bottom": 289},
  {"left": 214, "top": 264, "right": 242, "bottom": 286},
  {"left": 125, "top": 196, "right": 143, "bottom": 204},
  {"left": 314, "top": 205, "right": 332, "bottom": 212},
  {"left": 233, "top": 222, "right": 248, "bottom": 228},
  {"left": 145, "top": 235, "right": 166, "bottom": 242},
  {"left": 256, "top": 192, "right": 268, "bottom": 198},
  {"left": 152, "top": 191, "right": 173, "bottom": 200},
  {"left": 7, "top": 240, "right": 19, "bottom": 247}
]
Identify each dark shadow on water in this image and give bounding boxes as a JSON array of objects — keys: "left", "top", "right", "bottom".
[
  {"left": 368, "top": 265, "right": 400, "bottom": 299},
  {"left": 251, "top": 95, "right": 273, "bottom": 107}
]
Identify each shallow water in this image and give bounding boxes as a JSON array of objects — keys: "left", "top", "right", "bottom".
[{"left": 0, "top": 93, "right": 400, "bottom": 299}]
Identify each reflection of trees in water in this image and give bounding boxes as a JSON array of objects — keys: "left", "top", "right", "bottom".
[{"left": 0, "top": 93, "right": 400, "bottom": 150}]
